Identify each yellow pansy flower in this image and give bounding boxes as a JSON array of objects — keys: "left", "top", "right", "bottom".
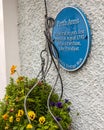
[
  {"left": 10, "top": 65, "right": 17, "bottom": 75},
  {"left": 16, "top": 117, "right": 20, "bottom": 122},
  {"left": 26, "top": 124, "right": 33, "bottom": 129},
  {"left": 9, "top": 116, "right": 13, "bottom": 123},
  {"left": 28, "top": 111, "right": 36, "bottom": 121},
  {"left": 17, "top": 109, "right": 24, "bottom": 117},
  {"left": 39, "top": 116, "right": 45, "bottom": 124}
]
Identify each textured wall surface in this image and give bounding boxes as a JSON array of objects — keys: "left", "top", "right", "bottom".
[{"left": 18, "top": 0, "right": 104, "bottom": 130}]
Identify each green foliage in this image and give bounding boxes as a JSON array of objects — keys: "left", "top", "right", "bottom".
[{"left": 0, "top": 76, "right": 72, "bottom": 130}]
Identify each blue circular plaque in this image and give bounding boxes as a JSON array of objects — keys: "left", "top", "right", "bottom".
[{"left": 52, "top": 7, "right": 91, "bottom": 71}]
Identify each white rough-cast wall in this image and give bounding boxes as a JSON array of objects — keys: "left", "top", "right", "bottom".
[{"left": 17, "top": 0, "right": 104, "bottom": 130}]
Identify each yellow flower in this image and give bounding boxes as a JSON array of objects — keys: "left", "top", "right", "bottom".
[
  {"left": 5, "top": 126, "right": 9, "bottom": 130},
  {"left": 28, "top": 111, "right": 36, "bottom": 121},
  {"left": 16, "top": 76, "right": 24, "bottom": 83},
  {"left": 26, "top": 124, "right": 33, "bottom": 129},
  {"left": 16, "top": 114, "right": 20, "bottom": 118},
  {"left": 10, "top": 65, "right": 17, "bottom": 75},
  {"left": 16, "top": 117, "right": 20, "bottom": 122},
  {"left": 39, "top": 116, "right": 45, "bottom": 124},
  {"left": 5, "top": 95, "right": 9, "bottom": 100},
  {"left": 9, "top": 116, "right": 13, "bottom": 123},
  {"left": 2, "top": 113, "right": 8, "bottom": 120},
  {"left": 16, "top": 79, "right": 19, "bottom": 83},
  {"left": 17, "top": 109, "right": 24, "bottom": 117}
]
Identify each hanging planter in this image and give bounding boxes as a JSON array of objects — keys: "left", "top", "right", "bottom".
[{"left": 0, "top": 66, "right": 72, "bottom": 130}]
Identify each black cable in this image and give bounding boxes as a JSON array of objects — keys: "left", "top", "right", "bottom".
[{"left": 44, "top": 0, "right": 48, "bottom": 17}]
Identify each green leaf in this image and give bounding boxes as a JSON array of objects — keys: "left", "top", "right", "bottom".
[
  {"left": 13, "top": 126, "right": 18, "bottom": 130},
  {"left": 44, "top": 125, "right": 49, "bottom": 129},
  {"left": 20, "top": 126, "right": 25, "bottom": 130}
]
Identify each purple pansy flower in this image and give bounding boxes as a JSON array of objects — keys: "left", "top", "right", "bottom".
[
  {"left": 65, "top": 99, "right": 69, "bottom": 103},
  {"left": 67, "top": 107, "right": 71, "bottom": 112},
  {"left": 50, "top": 102, "right": 55, "bottom": 106},
  {"left": 56, "top": 102, "right": 63, "bottom": 108},
  {"left": 56, "top": 117, "right": 62, "bottom": 121}
]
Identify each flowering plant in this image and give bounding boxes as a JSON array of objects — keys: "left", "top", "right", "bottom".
[{"left": 0, "top": 66, "right": 72, "bottom": 130}]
